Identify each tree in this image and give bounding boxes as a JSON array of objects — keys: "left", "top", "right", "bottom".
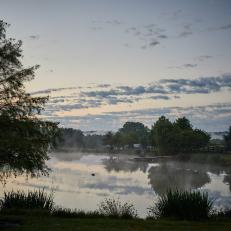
[
  {"left": 118, "top": 122, "right": 150, "bottom": 148},
  {"left": 151, "top": 116, "right": 210, "bottom": 155},
  {"left": 174, "top": 117, "right": 192, "bottom": 130},
  {"left": 224, "top": 126, "right": 231, "bottom": 151},
  {"left": 0, "top": 20, "right": 58, "bottom": 180},
  {"left": 151, "top": 116, "right": 176, "bottom": 154},
  {"left": 103, "top": 131, "right": 114, "bottom": 146},
  {"left": 54, "top": 128, "right": 84, "bottom": 149}
]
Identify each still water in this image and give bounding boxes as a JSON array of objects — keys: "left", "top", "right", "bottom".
[{"left": 1, "top": 152, "right": 231, "bottom": 217}]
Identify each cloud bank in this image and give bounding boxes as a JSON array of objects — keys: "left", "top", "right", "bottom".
[
  {"left": 44, "top": 102, "right": 231, "bottom": 132},
  {"left": 30, "top": 75, "right": 231, "bottom": 131}
]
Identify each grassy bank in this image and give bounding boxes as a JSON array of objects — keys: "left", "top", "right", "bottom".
[
  {"left": 1, "top": 214, "right": 231, "bottom": 231},
  {"left": 1, "top": 186, "right": 231, "bottom": 230}
]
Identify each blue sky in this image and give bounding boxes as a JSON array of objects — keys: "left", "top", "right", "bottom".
[{"left": 1, "top": 0, "right": 231, "bottom": 131}]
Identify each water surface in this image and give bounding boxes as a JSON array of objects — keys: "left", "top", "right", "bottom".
[{"left": 1, "top": 152, "right": 231, "bottom": 217}]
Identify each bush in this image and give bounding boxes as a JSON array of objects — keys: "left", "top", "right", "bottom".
[
  {"left": 98, "top": 198, "right": 137, "bottom": 219},
  {"left": 148, "top": 189, "right": 213, "bottom": 220},
  {"left": 0, "top": 190, "right": 54, "bottom": 213}
]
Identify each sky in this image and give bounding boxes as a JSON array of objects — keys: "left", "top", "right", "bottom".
[{"left": 1, "top": 0, "right": 231, "bottom": 132}]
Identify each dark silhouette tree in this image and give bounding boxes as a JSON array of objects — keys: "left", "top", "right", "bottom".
[
  {"left": 0, "top": 20, "right": 58, "bottom": 180},
  {"left": 103, "top": 131, "right": 114, "bottom": 146},
  {"left": 174, "top": 117, "right": 192, "bottom": 130},
  {"left": 151, "top": 116, "right": 176, "bottom": 154},
  {"left": 151, "top": 116, "right": 210, "bottom": 154}
]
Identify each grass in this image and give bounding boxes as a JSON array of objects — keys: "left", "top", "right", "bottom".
[
  {"left": 0, "top": 189, "right": 231, "bottom": 230},
  {"left": 1, "top": 214, "right": 231, "bottom": 231},
  {"left": 98, "top": 198, "right": 138, "bottom": 219},
  {"left": 0, "top": 190, "right": 54, "bottom": 214},
  {"left": 52, "top": 198, "right": 138, "bottom": 219},
  {"left": 51, "top": 207, "right": 104, "bottom": 218},
  {"left": 148, "top": 189, "right": 213, "bottom": 220}
]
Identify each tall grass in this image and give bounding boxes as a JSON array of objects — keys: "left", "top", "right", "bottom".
[
  {"left": 98, "top": 198, "right": 137, "bottom": 219},
  {"left": 0, "top": 189, "right": 54, "bottom": 213},
  {"left": 148, "top": 189, "right": 213, "bottom": 220},
  {"left": 52, "top": 207, "right": 103, "bottom": 218}
]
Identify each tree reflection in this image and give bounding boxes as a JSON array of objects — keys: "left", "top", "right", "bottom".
[
  {"left": 100, "top": 155, "right": 231, "bottom": 194},
  {"left": 147, "top": 163, "right": 211, "bottom": 195},
  {"left": 103, "top": 157, "right": 148, "bottom": 173}
]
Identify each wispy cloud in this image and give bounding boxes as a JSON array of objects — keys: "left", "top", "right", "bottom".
[
  {"left": 92, "top": 19, "right": 123, "bottom": 26},
  {"left": 208, "top": 23, "right": 231, "bottom": 32},
  {"left": 43, "top": 102, "right": 231, "bottom": 132},
  {"left": 28, "top": 35, "right": 40, "bottom": 40},
  {"left": 33, "top": 75, "right": 231, "bottom": 131},
  {"left": 195, "top": 55, "right": 213, "bottom": 62},
  {"left": 169, "top": 63, "right": 198, "bottom": 69},
  {"left": 80, "top": 75, "right": 231, "bottom": 98}
]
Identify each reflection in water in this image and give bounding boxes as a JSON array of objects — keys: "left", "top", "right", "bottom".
[
  {"left": 1, "top": 153, "right": 231, "bottom": 217},
  {"left": 147, "top": 164, "right": 210, "bottom": 195},
  {"left": 103, "top": 157, "right": 148, "bottom": 173}
]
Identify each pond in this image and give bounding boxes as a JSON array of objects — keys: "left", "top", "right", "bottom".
[{"left": 1, "top": 152, "right": 231, "bottom": 217}]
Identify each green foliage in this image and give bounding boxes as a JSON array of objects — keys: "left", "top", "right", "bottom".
[
  {"left": 103, "top": 122, "right": 150, "bottom": 149},
  {"left": 103, "top": 131, "right": 114, "bottom": 146},
  {"left": 0, "top": 20, "right": 58, "bottom": 178},
  {"left": 174, "top": 117, "right": 192, "bottom": 130},
  {"left": 119, "top": 122, "right": 150, "bottom": 147},
  {"left": 224, "top": 126, "right": 231, "bottom": 151},
  {"left": 0, "top": 190, "right": 54, "bottom": 213},
  {"left": 148, "top": 189, "right": 213, "bottom": 220},
  {"left": 151, "top": 116, "right": 175, "bottom": 153},
  {"left": 151, "top": 116, "right": 210, "bottom": 154},
  {"left": 98, "top": 198, "right": 138, "bottom": 219},
  {"left": 54, "top": 128, "right": 84, "bottom": 149},
  {"left": 83, "top": 134, "right": 104, "bottom": 149}
]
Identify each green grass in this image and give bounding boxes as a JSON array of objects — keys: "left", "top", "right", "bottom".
[
  {"left": 0, "top": 190, "right": 54, "bottom": 213},
  {"left": 1, "top": 214, "right": 231, "bottom": 231},
  {"left": 148, "top": 189, "right": 213, "bottom": 220},
  {"left": 98, "top": 198, "right": 138, "bottom": 218}
]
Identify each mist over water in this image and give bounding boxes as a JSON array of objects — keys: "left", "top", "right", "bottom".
[{"left": 1, "top": 152, "right": 231, "bottom": 217}]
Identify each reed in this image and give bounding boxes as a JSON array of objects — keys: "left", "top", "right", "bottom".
[
  {"left": 148, "top": 189, "right": 213, "bottom": 220},
  {"left": 0, "top": 189, "right": 54, "bottom": 213}
]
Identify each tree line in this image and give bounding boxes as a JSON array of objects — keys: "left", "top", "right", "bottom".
[
  {"left": 53, "top": 118, "right": 229, "bottom": 154},
  {"left": 100, "top": 117, "right": 211, "bottom": 154},
  {"left": 54, "top": 117, "right": 231, "bottom": 155}
]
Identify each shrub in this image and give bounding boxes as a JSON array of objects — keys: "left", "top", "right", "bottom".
[
  {"left": 98, "top": 198, "right": 137, "bottom": 219},
  {"left": 0, "top": 189, "right": 54, "bottom": 213},
  {"left": 148, "top": 189, "right": 213, "bottom": 220}
]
